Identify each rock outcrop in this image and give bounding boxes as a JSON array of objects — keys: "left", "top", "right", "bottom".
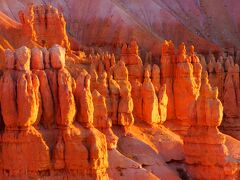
[
  {"left": 20, "top": 4, "right": 70, "bottom": 50},
  {"left": 31, "top": 47, "right": 54, "bottom": 128},
  {"left": 0, "top": 45, "right": 109, "bottom": 179},
  {"left": 109, "top": 75, "right": 120, "bottom": 124},
  {"left": 111, "top": 60, "right": 135, "bottom": 129},
  {"left": 158, "top": 84, "right": 168, "bottom": 124},
  {"left": 152, "top": 64, "right": 161, "bottom": 94},
  {"left": 92, "top": 90, "right": 118, "bottom": 149},
  {"left": 160, "top": 40, "right": 175, "bottom": 121},
  {"left": 172, "top": 43, "right": 199, "bottom": 134},
  {"left": 75, "top": 72, "right": 94, "bottom": 128},
  {"left": 1, "top": 3, "right": 240, "bottom": 178},
  {"left": 215, "top": 60, "right": 225, "bottom": 102},
  {"left": 223, "top": 65, "right": 239, "bottom": 118},
  {"left": 48, "top": 45, "right": 108, "bottom": 179},
  {"left": 118, "top": 81, "right": 134, "bottom": 130},
  {"left": 120, "top": 40, "right": 143, "bottom": 84},
  {"left": 119, "top": 41, "right": 144, "bottom": 124},
  {"left": 131, "top": 78, "right": 143, "bottom": 121},
  {"left": 0, "top": 46, "right": 50, "bottom": 177},
  {"left": 184, "top": 72, "right": 240, "bottom": 179},
  {"left": 142, "top": 70, "right": 160, "bottom": 125},
  {"left": 190, "top": 45, "right": 202, "bottom": 91}
]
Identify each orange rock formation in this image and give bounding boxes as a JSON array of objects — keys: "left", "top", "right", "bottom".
[
  {"left": 0, "top": 4, "right": 240, "bottom": 179},
  {"left": 0, "top": 45, "right": 109, "bottom": 179},
  {"left": 19, "top": 5, "right": 70, "bottom": 50},
  {"left": 184, "top": 72, "right": 240, "bottom": 179},
  {"left": 160, "top": 40, "right": 175, "bottom": 121},
  {"left": 142, "top": 70, "right": 160, "bottom": 125},
  {"left": 174, "top": 43, "right": 199, "bottom": 126},
  {"left": 0, "top": 46, "right": 50, "bottom": 176}
]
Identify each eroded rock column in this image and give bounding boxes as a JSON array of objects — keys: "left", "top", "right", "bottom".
[
  {"left": 173, "top": 43, "right": 199, "bottom": 134},
  {"left": 184, "top": 72, "right": 239, "bottom": 179},
  {"left": 0, "top": 46, "right": 50, "bottom": 177}
]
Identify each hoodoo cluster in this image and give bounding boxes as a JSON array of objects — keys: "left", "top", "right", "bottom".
[{"left": 0, "top": 4, "right": 239, "bottom": 180}]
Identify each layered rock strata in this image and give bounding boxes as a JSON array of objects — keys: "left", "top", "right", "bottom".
[
  {"left": 0, "top": 45, "right": 108, "bottom": 179},
  {"left": 184, "top": 72, "right": 240, "bottom": 179}
]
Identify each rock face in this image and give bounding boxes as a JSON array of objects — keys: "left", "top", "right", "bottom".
[
  {"left": 174, "top": 43, "right": 199, "bottom": 123},
  {"left": 0, "top": 45, "right": 109, "bottom": 179},
  {"left": 111, "top": 60, "right": 135, "bottom": 129},
  {"left": 152, "top": 64, "right": 161, "bottom": 94},
  {"left": 158, "top": 84, "right": 168, "bottom": 124},
  {"left": 120, "top": 40, "right": 143, "bottom": 84},
  {"left": 75, "top": 73, "right": 94, "bottom": 128},
  {"left": 160, "top": 41, "right": 175, "bottom": 121},
  {"left": 215, "top": 60, "right": 225, "bottom": 102},
  {"left": 118, "top": 81, "right": 134, "bottom": 129},
  {"left": 92, "top": 90, "right": 110, "bottom": 128},
  {"left": 198, "top": 51, "right": 240, "bottom": 141},
  {"left": 223, "top": 65, "right": 239, "bottom": 118},
  {"left": 92, "top": 90, "right": 118, "bottom": 149},
  {"left": 131, "top": 79, "right": 143, "bottom": 121},
  {"left": 31, "top": 47, "right": 54, "bottom": 128},
  {"left": 190, "top": 45, "right": 202, "bottom": 91},
  {"left": 8, "top": 0, "right": 240, "bottom": 59},
  {"left": 1, "top": 3, "right": 240, "bottom": 178},
  {"left": 183, "top": 72, "right": 240, "bottom": 180},
  {"left": 48, "top": 45, "right": 108, "bottom": 179},
  {"left": 142, "top": 70, "right": 160, "bottom": 125},
  {"left": 49, "top": 44, "right": 66, "bottom": 69},
  {"left": 0, "top": 46, "right": 50, "bottom": 176},
  {"left": 0, "top": 4, "right": 75, "bottom": 65},
  {"left": 120, "top": 41, "right": 144, "bottom": 123},
  {"left": 109, "top": 41, "right": 168, "bottom": 127},
  {"left": 96, "top": 71, "right": 112, "bottom": 118},
  {"left": 20, "top": 4, "right": 70, "bottom": 50},
  {"left": 109, "top": 75, "right": 120, "bottom": 124}
]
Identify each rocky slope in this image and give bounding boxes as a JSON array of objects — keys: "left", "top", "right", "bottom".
[{"left": 3, "top": 0, "right": 240, "bottom": 55}]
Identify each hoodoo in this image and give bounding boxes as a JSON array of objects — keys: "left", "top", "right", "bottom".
[{"left": 0, "top": 3, "right": 239, "bottom": 180}]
